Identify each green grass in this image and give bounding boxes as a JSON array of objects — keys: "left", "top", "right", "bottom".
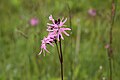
[{"left": 0, "top": 0, "right": 120, "bottom": 80}]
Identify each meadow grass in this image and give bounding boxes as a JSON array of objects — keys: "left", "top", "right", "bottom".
[{"left": 0, "top": 0, "right": 120, "bottom": 80}]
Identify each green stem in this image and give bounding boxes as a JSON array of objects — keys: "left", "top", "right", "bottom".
[
  {"left": 55, "top": 42, "right": 61, "bottom": 62},
  {"left": 109, "top": 56, "right": 112, "bottom": 80},
  {"left": 108, "top": 0, "right": 116, "bottom": 80},
  {"left": 59, "top": 38, "right": 63, "bottom": 80}
]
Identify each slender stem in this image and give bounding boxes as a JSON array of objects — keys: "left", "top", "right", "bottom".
[
  {"left": 59, "top": 38, "right": 63, "bottom": 80},
  {"left": 55, "top": 42, "right": 61, "bottom": 62},
  {"left": 107, "top": 0, "right": 116, "bottom": 80},
  {"left": 109, "top": 56, "right": 112, "bottom": 80}
]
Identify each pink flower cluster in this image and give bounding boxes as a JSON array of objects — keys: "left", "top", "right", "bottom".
[{"left": 38, "top": 15, "right": 71, "bottom": 56}]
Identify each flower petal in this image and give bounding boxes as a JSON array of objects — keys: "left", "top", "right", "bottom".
[
  {"left": 49, "top": 15, "right": 55, "bottom": 24},
  {"left": 38, "top": 50, "right": 42, "bottom": 55},
  {"left": 62, "top": 30, "right": 70, "bottom": 36},
  {"left": 62, "top": 18, "right": 67, "bottom": 24},
  {"left": 49, "top": 15, "right": 53, "bottom": 20},
  {"left": 64, "top": 28, "right": 71, "bottom": 30}
]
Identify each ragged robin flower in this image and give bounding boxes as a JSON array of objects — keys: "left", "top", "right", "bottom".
[
  {"left": 47, "top": 15, "right": 71, "bottom": 41},
  {"left": 39, "top": 15, "right": 71, "bottom": 55}
]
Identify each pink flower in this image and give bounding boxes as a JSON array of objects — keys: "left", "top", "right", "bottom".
[
  {"left": 56, "top": 27, "right": 71, "bottom": 40},
  {"left": 47, "top": 15, "right": 71, "bottom": 41},
  {"left": 88, "top": 8, "right": 96, "bottom": 16},
  {"left": 38, "top": 37, "right": 54, "bottom": 56},
  {"left": 30, "top": 18, "right": 39, "bottom": 26},
  {"left": 39, "top": 15, "right": 71, "bottom": 55}
]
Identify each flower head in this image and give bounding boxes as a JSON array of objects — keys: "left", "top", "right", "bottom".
[
  {"left": 30, "top": 18, "right": 39, "bottom": 26},
  {"left": 47, "top": 15, "right": 71, "bottom": 41},
  {"left": 88, "top": 8, "right": 96, "bottom": 17},
  {"left": 38, "top": 37, "right": 54, "bottom": 56},
  {"left": 39, "top": 15, "right": 71, "bottom": 55}
]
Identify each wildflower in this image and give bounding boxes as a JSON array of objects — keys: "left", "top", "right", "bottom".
[
  {"left": 38, "top": 37, "right": 54, "bottom": 56},
  {"left": 47, "top": 15, "right": 71, "bottom": 41},
  {"left": 88, "top": 8, "right": 96, "bottom": 16},
  {"left": 30, "top": 17, "right": 39, "bottom": 26},
  {"left": 39, "top": 15, "right": 71, "bottom": 55}
]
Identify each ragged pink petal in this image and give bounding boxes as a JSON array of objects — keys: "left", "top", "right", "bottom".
[
  {"left": 49, "top": 15, "right": 53, "bottom": 20},
  {"left": 62, "top": 18, "right": 67, "bottom": 24},
  {"left": 63, "top": 28, "right": 71, "bottom": 30},
  {"left": 38, "top": 50, "right": 42, "bottom": 55},
  {"left": 44, "top": 48, "right": 50, "bottom": 53},
  {"left": 49, "top": 15, "right": 55, "bottom": 24},
  {"left": 59, "top": 18, "right": 67, "bottom": 27},
  {"left": 62, "top": 30, "right": 70, "bottom": 36}
]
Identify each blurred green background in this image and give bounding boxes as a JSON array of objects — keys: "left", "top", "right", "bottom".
[{"left": 0, "top": 0, "right": 120, "bottom": 80}]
